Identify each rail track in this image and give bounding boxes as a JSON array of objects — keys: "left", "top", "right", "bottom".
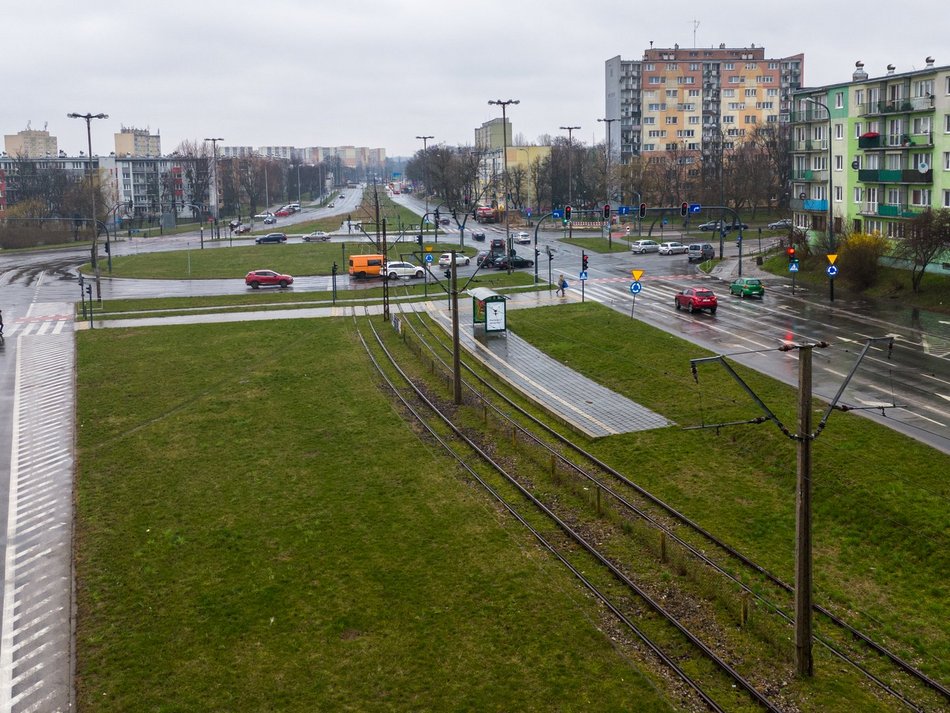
[{"left": 354, "top": 293, "right": 949, "bottom": 712}]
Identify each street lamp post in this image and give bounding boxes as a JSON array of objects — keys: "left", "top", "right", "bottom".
[
  {"left": 416, "top": 135, "right": 434, "bottom": 240},
  {"left": 597, "top": 117, "right": 618, "bottom": 247},
  {"left": 805, "top": 96, "right": 835, "bottom": 302},
  {"left": 67, "top": 111, "right": 109, "bottom": 301},
  {"left": 560, "top": 125, "right": 581, "bottom": 238},
  {"left": 489, "top": 100, "right": 519, "bottom": 273},
  {"left": 203, "top": 137, "right": 223, "bottom": 247}
]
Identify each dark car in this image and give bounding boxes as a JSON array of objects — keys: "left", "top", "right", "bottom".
[
  {"left": 255, "top": 233, "right": 287, "bottom": 244},
  {"left": 674, "top": 287, "right": 718, "bottom": 314},
  {"left": 768, "top": 218, "right": 793, "bottom": 230},
  {"left": 495, "top": 254, "right": 534, "bottom": 270},
  {"left": 262, "top": 216, "right": 277, "bottom": 225},
  {"left": 231, "top": 223, "right": 251, "bottom": 234},
  {"left": 472, "top": 231, "right": 486, "bottom": 242},
  {"left": 245, "top": 269, "right": 293, "bottom": 288}
]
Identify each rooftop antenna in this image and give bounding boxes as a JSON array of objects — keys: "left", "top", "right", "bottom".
[{"left": 691, "top": 19, "right": 700, "bottom": 48}]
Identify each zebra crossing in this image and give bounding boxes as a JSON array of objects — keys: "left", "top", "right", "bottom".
[{"left": 0, "top": 306, "right": 75, "bottom": 713}]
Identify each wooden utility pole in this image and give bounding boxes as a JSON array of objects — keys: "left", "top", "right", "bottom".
[{"left": 795, "top": 345, "right": 814, "bottom": 677}]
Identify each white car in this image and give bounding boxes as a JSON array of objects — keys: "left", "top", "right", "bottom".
[
  {"left": 303, "top": 231, "right": 330, "bottom": 242},
  {"left": 438, "top": 252, "right": 471, "bottom": 267},
  {"left": 513, "top": 231, "right": 531, "bottom": 244},
  {"left": 658, "top": 241, "right": 688, "bottom": 255},
  {"left": 383, "top": 261, "right": 425, "bottom": 279},
  {"left": 254, "top": 211, "right": 274, "bottom": 219},
  {"left": 630, "top": 239, "right": 660, "bottom": 254}
]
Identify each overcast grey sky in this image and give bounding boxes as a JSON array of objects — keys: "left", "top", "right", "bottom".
[{"left": 6, "top": 0, "right": 946, "bottom": 159}]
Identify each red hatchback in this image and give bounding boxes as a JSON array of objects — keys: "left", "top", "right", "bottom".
[
  {"left": 245, "top": 269, "right": 294, "bottom": 289},
  {"left": 674, "top": 287, "right": 718, "bottom": 314}
]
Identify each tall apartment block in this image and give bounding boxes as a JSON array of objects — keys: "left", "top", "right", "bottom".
[
  {"left": 114, "top": 126, "right": 161, "bottom": 157},
  {"left": 606, "top": 45, "right": 804, "bottom": 165},
  {"left": 789, "top": 58, "right": 949, "bottom": 240}
]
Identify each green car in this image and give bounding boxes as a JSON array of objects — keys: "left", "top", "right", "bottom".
[{"left": 729, "top": 277, "right": 765, "bottom": 298}]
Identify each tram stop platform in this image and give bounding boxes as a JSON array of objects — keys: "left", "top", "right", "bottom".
[{"left": 428, "top": 308, "right": 672, "bottom": 438}]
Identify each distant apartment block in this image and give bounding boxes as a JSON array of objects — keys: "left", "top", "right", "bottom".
[
  {"left": 606, "top": 44, "right": 804, "bottom": 164},
  {"left": 789, "top": 57, "right": 950, "bottom": 241},
  {"left": 4, "top": 126, "right": 58, "bottom": 158},
  {"left": 114, "top": 126, "right": 161, "bottom": 157},
  {"left": 218, "top": 145, "right": 387, "bottom": 169}
]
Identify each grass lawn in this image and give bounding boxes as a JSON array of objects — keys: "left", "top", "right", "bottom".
[
  {"left": 560, "top": 236, "right": 632, "bottom": 253},
  {"left": 75, "top": 319, "right": 671, "bottom": 712}
]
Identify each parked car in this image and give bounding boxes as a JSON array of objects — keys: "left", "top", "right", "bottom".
[
  {"left": 304, "top": 231, "right": 330, "bottom": 242},
  {"left": 263, "top": 216, "right": 277, "bottom": 225},
  {"left": 697, "top": 220, "right": 722, "bottom": 231},
  {"left": 245, "top": 269, "right": 293, "bottom": 288},
  {"left": 438, "top": 252, "right": 471, "bottom": 267},
  {"left": 383, "top": 261, "right": 425, "bottom": 279},
  {"left": 472, "top": 231, "right": 486, "bottom": 241},
  {"left": 687, "top": 243, "right": 715, "bottom": 262},
  {"left": 494, "top": 254, "right": 534, "bottom": 270},
  {"left": 767, "top": 218, "right": 793, "bottom": 230},
  {"left": 658, "top": 241, "right": 688, "bottom": 255},
  {"left": 253, "top": 211, "right": 274, "bottom": 219},
  {"left": 275, "top": 208, "right": 294, "bottom": 217},
  {"left": 729, "top": 277, "right": 765, "bottom": 298},
  {"left": 699, "top": 220, "right": 748, "bottom": 232},
  {"left": 674, "top": 287, "right": 718, "bottom": 314},
  {"left": 255, "top": 233, "right": 287, "bottom": 244},
  {"left": 289, "top": 203, "right": 300, "bottom": 211},
  {"left": 231, "top": 223, "right": 251, "bottom": 234},
  {"left": 630, "top": 239, "right": 660, "bottom": 254},
  {"left": 513, "top": 231, "right": 531, "bottom": 244}
]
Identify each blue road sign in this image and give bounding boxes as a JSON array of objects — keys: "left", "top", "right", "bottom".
[
  {"left": 630, "top": 281, "right": 642, "bottom": 294},
  {"left": 827, "top": 265, "right": 839, "bottom": 277},
  {"left": 789, "top": 262, "right": 800, "bottom": 272},
  {"left": 424, "top": 254, "right": 434, "bottom": 263},
  {"left": 689, "top": 203, "right": 702, "bottom": 213},
  {"left": 579, "top": 270, "right": 588, "bottom": 281},
  {"left": 526, "top": 209, "right": 532, "bottom": 216},
  {"left": 552, "top": 209, "right": 563, "bottom": 218},
  {"left": 618, "top": 205, "right": 631, "bottom": 215}
]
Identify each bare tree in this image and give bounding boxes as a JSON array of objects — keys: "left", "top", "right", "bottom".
[{"left": 897, "top": 209, "right": 950, "bottom": 292}]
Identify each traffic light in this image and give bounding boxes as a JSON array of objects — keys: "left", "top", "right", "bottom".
[
  {"left": 417, "top": 234, "right": 423, "bottom": 248},
  {"left": 434, "top": 209, "right": 440, "bottom": 223},
  {"left": 332, "top": 261, "right": 338, "bottom": 276},
  {"left": 443, "top": 269, "right": 451, "bottom": 280},
  {"left": 639, "top": 202, "right": 647, "bottom": 219},
  {"left": 786, "top": 246, "right": 796, "bottom": 261},
  {"left": 582, "top": 253, "right": 589, "bottom": 272},
  {"left": 680, "top": 202, "right": 689, "bottom": 217},
  {"left": 603, "top": 203, "right": 611, "bottom": 220},
  {"left": 565, "top": 205, "right": 572, "bottom": 222}
]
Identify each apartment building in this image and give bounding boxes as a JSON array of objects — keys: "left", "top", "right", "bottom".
[
  {"left": 789, "top": 58, "right": 949, "bottom": 240},
  {"left": 4, "top": 127, "right": 58, "bottom": 159},
  {"left": 607, "top": 45, "right": 804, "bottom": 164},
  {"left": 114, "top": 126, "right": 161, "bottom": 157}
]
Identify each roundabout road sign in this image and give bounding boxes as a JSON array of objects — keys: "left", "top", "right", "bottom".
[
  {"left": 424, "top": 254, "right": 434, "bottom": 263},
  {"left": 630, "top": 281, "right": 642, "bottom": 294},
  {"left": 827, "top": 265, "right": 838, "bottom": 277}
]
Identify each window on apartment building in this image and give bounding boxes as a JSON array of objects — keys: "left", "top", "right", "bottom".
[
  {"left": 758, "top": 76, "right": 774, "bottom": 83},
  {"left": 944, "top": 151, "right": 950, "bottom": 170},
  {"left": 835, "top": 91, "right": 844, "bottom": 108},
  {"left": 688, "top": 89, "right": 700, "bottom": 97},
  {"left": 728, "top": 102, "right": 744, "bottom": 110},
  {"left": 642, "top": 116, "right": 655, "bottom": 124},
  {"left": 946, "top": 76, "right": 950, "bottom": 94},
  {"left": 648, "top": 130, "right": 664, "bottom": 137},
  {"left": 722, "top": 115, "right": 735, "bottom": 124},
  {"left": 642, "top": 143, "right": 656, "bottom": 151},
  {"left": 645, "top": 63, "right": 655, "bottom": 71},
  {"left": 688, "top": 115, "right": 701, "bottom": 124},
  {"left": 665, "top": 143, "right": 679, "bottom": 151},
  {"left": 912, "top": 116, "right": 931, "bottom": 134},
  {"left": 666, "top": 116, "right": 678, "bottom": 124},
  {"left": 914, "top": 153, "right": 932, "bottom": 170},
  {"left": 913, "top": 79, "right": 935, "bottom": 97},
  {"left": 835, "top": 123, "right": 844, "bottom": 139},
  {"left": 835, "top": 185, "right": 843, "bottom": 202},
  {"left": 648, "top": 103, "right": 664, "bottom": 111},
  {"left": 835, "top": 155, "right": 844, "bottom": 170},
  {"left": 944, "top": 189, "right": 950, "bottom": 208},
  {"left": 886, "top": 153, "right": 901, "bottom": 170},
  {"left": 854, "top": 89, "right": 864, "bottom": 107},
  {"left": 649, "top": 76, "right": 664, "bottom": 84},
  {"left": 689, "top": 63, "right": 700, "bottom": 71},
  {"left": 667, "top": 63, "right": 677, "bottom": 70},
  {"left": 745, "top": 88, "right": 756, "bottom": 97},
  {"left": 854, "top": 122, "right": 862, "bottom": 138},
  {"left": 729, "top": 76, "right": 741, "bottom": 83},
  {"left": 768, "top": 62, "right": 779, "bottom": 70},
  {"left": 854, "top": 187, "right": 863, "bottom": 204},
  {"left": 724, "top": 62, "right": 734, "bottom": 70},
  {"left": 723, "top": 88, "right": 735, "bottom": 97},
  {"left": 666, "top": 89, "right": 678, "bottom": 97},
  {"left": 745, "top": 115, "right": 757, "bottom": 124},
  {"left": 886, "top": 188, "right": 901, "bottom": 206},
  {"left": 911, "top": 189, "right": 931, "bottom": 205}
]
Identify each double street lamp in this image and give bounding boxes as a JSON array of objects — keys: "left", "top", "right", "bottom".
[
  {"left": 560, "top": 125, "right": 580, "bottom": 238},
  {"left": 204, "top": 137, "right": 223, "bottom": 246},
  {"left": 67, "top": 111, "right": 108, "bottom": 301},
  {"left": 597, "top": 117, "right": 618, "bottom": 246},
  {"left": 489, "top": 100, "right": 519, "bottom": 273},
  {"left": 416, "top": 135, "right": 434, "bottom": 235}
]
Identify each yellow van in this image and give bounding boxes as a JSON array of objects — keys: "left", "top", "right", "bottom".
[{"left": 348, "top": 254, "right": 385, "bottom": 278}]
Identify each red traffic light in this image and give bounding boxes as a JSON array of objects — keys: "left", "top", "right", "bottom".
[
  {"left": 680, "top": 202, "right": 689, "bottom": 217},
  {"left": 786, "top": 246, "right": 796, "bottom": 257},
  {"left": 603, "top": 204, "right": 611, "bottom": 219},
  {"left": 565, "top": 205, "right": 572, "bottom": 221},
  {"left": 638, "top": 202, "right": 647, "bottom": 218}
]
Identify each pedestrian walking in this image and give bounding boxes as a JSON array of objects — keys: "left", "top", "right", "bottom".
[{"left": 555, "top": 274, "right": 568, "bottom": 297}]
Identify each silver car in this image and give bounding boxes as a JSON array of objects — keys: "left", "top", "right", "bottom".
[
  {"left": 658, "top": 241, "right": 688, "bottom": 255},
  {"left": 630, "top": 239, "right": 660, "bottom": 254},
  {"left": 383, "top": 261, "right": 425, "bottom": 279}
]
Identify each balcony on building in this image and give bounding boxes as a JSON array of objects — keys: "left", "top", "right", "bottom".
[
  {"left": 792, "top": 139, "right": 828, "bottom": 152},
  {"left": 858, "top": 168, "right": 933, "bottom": 184},
  {"left": 792, "top": 169, "right": 828, "bottom": 182},
  {"left": 857, "top": 94, "right": 935, "bottom": 117},
  {"left": 870, "top": 203, "right": 927, "bottom": 219},
  {"left": 789, "top": 197, "right": 828, "bottom": 212},
  {"left": 788, "top": 109, "right": 825, "bottom": 123}
]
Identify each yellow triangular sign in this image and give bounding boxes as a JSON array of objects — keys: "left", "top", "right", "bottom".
[
  {"left": 827, "top": 254, "right": 838, "bottom": 265},
  {"left": 632, "top": 269, "right": 644, "bottom": 281}
]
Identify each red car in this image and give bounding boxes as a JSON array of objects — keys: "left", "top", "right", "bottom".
[
  {"left": 674, "top": 287, "right": 718, "bottom": 314},
  {"left": 274, "top": 208, "right": 294, "bottom": 217},
  {"left": 245, "top": 269, "right": 294, "bottom": 289}
]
